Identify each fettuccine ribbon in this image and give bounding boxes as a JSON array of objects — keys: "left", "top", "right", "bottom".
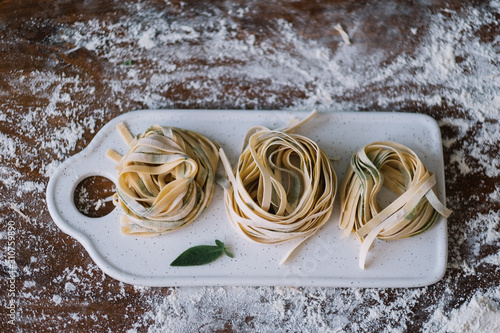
[
  {"left": 219, "top": 111, "right": 338, "bottom": 264},
  {"left": 107, "top": 122, "right": 219, "bottom": 236},
  {"left": 339, "top": 141, "right": 452, "bottom": 269}
]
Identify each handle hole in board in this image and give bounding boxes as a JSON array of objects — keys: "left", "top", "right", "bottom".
[{"left": 73, "top": 176, "right": 116, "bottom": 218}]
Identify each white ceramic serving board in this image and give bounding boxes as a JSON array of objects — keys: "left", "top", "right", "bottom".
[{"left": 46, "top": 110, "right": 448, "bottom": 288}]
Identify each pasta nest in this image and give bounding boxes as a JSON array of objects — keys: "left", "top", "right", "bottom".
[
  {"left": 220, "top": 120, "right": 337, "bottom": 264},
  {"left": 112, "top": 124, "right": 219, "bottom": 235},
  {"left": 339, "top": 141, "right": 452, "bottom": 268}
]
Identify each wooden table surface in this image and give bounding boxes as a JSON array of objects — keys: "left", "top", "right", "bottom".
[{"left": 1, "top": 0, "right": 499, "bottom": 332}]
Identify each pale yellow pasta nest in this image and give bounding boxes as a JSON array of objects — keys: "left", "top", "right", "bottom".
[
  {"left": 339, "top": 141, "right": 452, "bottom": 269},
  {"left": 107, "top": 123, "right": 219, "bottom": 236},
  {"left": 219, "top": 111, "right": 337, "bottom": 264}
]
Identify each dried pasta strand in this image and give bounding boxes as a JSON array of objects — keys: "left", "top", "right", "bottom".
[
  {"left": 107, "top": 122, "right": 219, "bottom": 236},
  {"left": 334, "top": 24, "right": 351, "bottom": 45},
  {"left": 106, "top": 149, "right": 122, "bottom": 163},
  {"left": 116, "top": 122, "right": 134, "bottom": 146},
  {"left": 339, "top": 141, "right": 452, "bottom": 269},
  {"left": 219, "top": 111, "right": 337, "bottom": 264}
]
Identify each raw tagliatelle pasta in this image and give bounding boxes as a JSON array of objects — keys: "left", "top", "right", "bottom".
[
  {"left": 339, "top": 141, "right": 452, "bottom": 269},
  {"left": 218, "top": 111, "right": 338, "bottom": 264},
  {"left": 106, "top": 122, "right": 219, "bottom": 236}
]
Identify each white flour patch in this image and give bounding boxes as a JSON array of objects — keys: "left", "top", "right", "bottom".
[
  {"left": 0, "top": 131, "right": 17, "bottom": 159},
  {"left": 423, "top": 288, "right": 500, "bottom": 333},
  {"left": 143, "top": 286, "right": 430, "bottom": 332},
  {"left": 52, "top": 294, "right": 62, "bottom": 305},
  {"left": 0, "top": 166, "right": 44, "bottom": 196},
  {"left": 138, "top": 28, "right": 157, "bottom": 49},
  {"left": 482, "top": 253, "right": 500, "bottom": 266}
]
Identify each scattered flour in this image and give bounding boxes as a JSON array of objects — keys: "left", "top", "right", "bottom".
[
  {"left": 423, "top": 289, "right": 500, "bottom": 333},
  {"left": 482, "top": 253, "right": 500, "bottom": 266},
  {"left": 52, "top": 295, "right": 62, "bottom": 305},
  {"left": 142, "top": 286, "right": 431, "bottom": 332},
  {"left": 64, "top": 282, "right": 76, "bottom": 293},
  {"left": 138, "top": 28, "right": 157, "bottom": 49},
  {"left": 1, "top": 1, "right": 499, "bottom": 332},
  {"left": 0, "top": 131, "right": 17, "bottom": 159}
]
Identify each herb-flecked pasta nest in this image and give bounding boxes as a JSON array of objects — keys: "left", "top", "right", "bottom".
[
  {"left": 107, "top": 122, "right": 219, "bottom": 236},
  {"left": 219, "top": 111, "right": 337, "bottom": 264},
  {"left": 339, "top": 141, "right": 452, "bottom": 269}
]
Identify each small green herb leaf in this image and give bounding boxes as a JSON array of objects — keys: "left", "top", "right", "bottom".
[
  {"left": 215, "top": 239, "right": 234, "bottom": 258},
  {"left": 121, "top": 59, "right": 133, "bottom": 66},
  {"left": 223, "top": 248, "right": 234, "bottom": 258},
  {"left": 170, "top": 240, "right": 233, "bottom": 266}
]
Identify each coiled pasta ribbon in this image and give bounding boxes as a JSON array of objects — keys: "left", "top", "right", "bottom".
[
  {"left": 219, "top": 111, "right": 337, "bottom": 264},
  {"left": 107, "top": 122, "right": 219, "bottom": 236},
  {"left": 339, "top": 141, "right": 452, "bottom": 269}
]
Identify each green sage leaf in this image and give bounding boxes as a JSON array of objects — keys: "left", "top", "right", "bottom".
[
  {"left": 170, "top": 240, "right": 232, "bottom": 266},
  {"left": 216, "top": 239, "right": 234, "bottom": 258}
]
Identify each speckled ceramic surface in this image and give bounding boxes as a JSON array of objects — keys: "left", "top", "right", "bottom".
[{"left": 46, "top": 110, "right": 448, "bottom": 287}]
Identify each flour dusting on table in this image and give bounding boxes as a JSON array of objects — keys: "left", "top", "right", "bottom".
[{"left": 1, "top": 1, "right": 499, "bottom": 332}]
